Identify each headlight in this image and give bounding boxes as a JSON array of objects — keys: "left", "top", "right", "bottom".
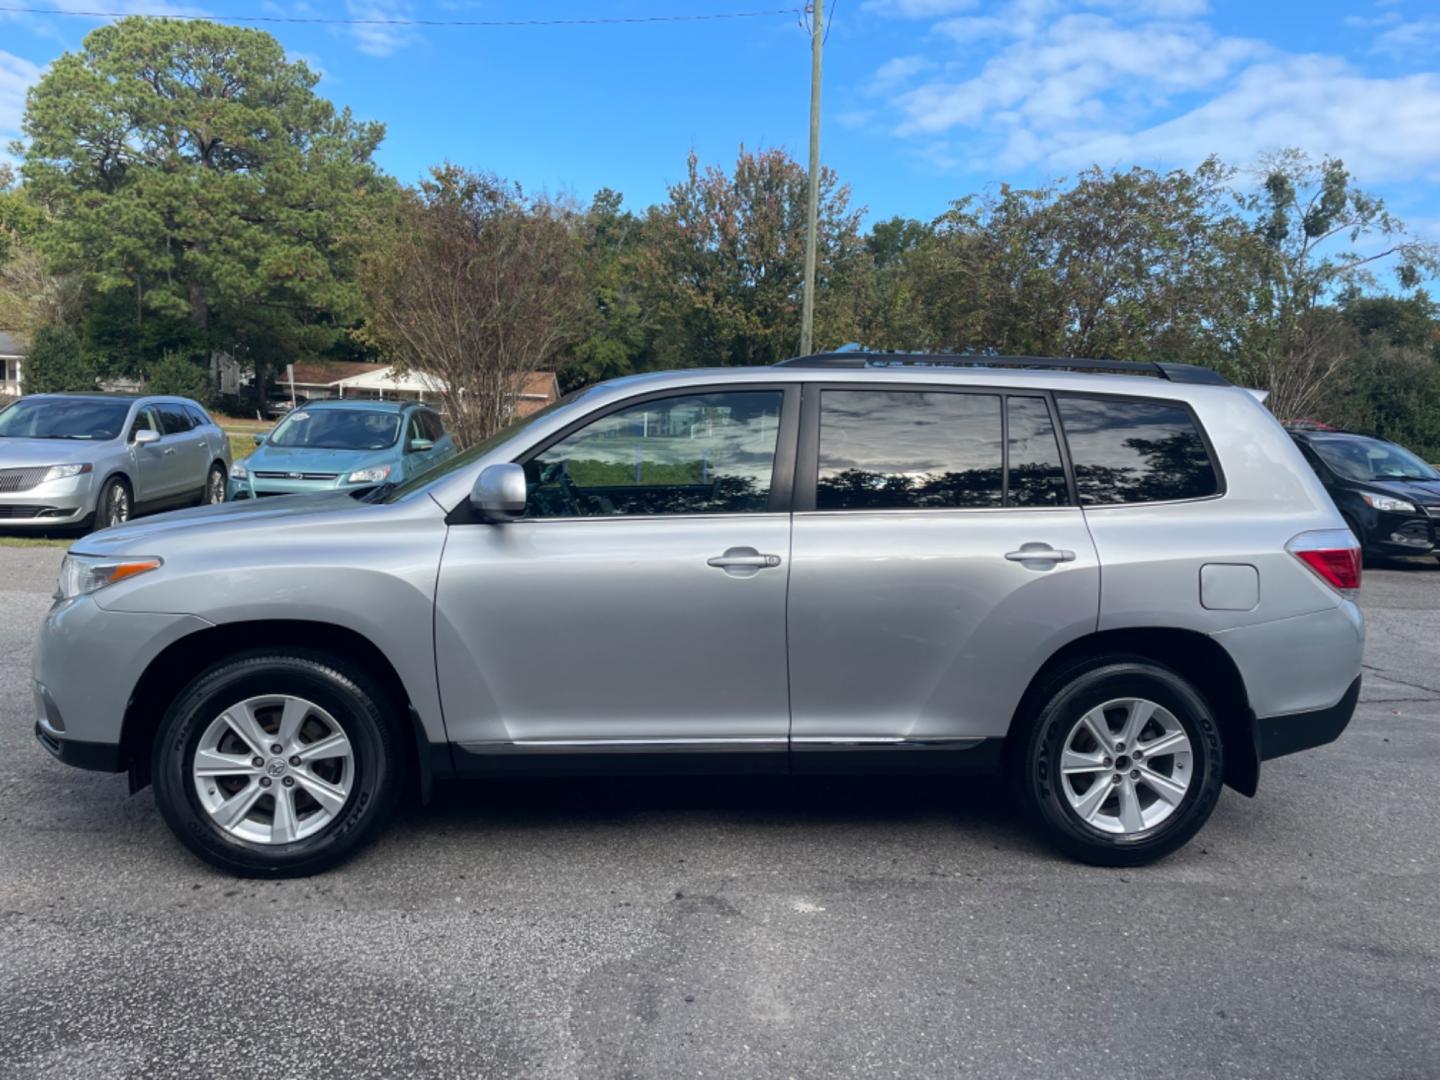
[
  {"left": 1361, "top": 493, "right": 1416, "bottom": 513},
  {"left": 231, "top": 463, "right": 248, "bottom": 480},
  {"left": 346, "top": 464, "right": 392, "bottom": 484},
  {"left": 57, "top": 554, "right": 163, "bottom": 600},
  {"left": 42, "top": 463, "right": 92, "bottom": 483}
]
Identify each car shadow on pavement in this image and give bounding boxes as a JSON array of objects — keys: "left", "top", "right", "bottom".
[{"left": 401, "top": 770, "right": 1041, "bottom": 851}]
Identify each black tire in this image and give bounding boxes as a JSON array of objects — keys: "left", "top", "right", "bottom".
[
  {"left": 151, "top": 651, "right": 403, "bottom": 877},
  {"left": 203, "top": 461, "right": 227, "bottom": 505},
  {"left": 95, "top": 475, "right": 132, "bottom": 531},
  {"left": 1016, "top": 657, "right": 1224, "bottom": 867}
]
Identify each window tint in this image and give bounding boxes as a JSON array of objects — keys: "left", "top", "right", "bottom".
[
  {"left": 526, "top": 390, "right": 783, "bottom": 517},
  {"left": 1057, "top": 396, "right": 1219, "bottom": 505},
  {"left": 184, "top": 404, "right": 211, "bottom": 429},
  {"left": 420, "top": 410, "right": 445, "bottom": 441},
  {"left": 817, "top": 390, "right": 1003, "bottom": 510},
  {"left": 1007, "top": 396, "right": 1067, "bottom": 507},
  {"left": 155, "top": 403, "right": 194, "bottom": 435}
]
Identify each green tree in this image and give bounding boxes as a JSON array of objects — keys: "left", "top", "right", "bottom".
[
  {"left": 21, "top": 324, "right": 97, "bottom": 392},
  {"left": 644, "top": 147, "right": 868, "bottom": 366},
  {"left": 144, "top": 350, "right": 210, "bottom": 400},
  {"left": 20, "top": 16, "right": 390, "bottom": 398},
  {"left": 1228, "top": 151, "right": 1439, "bottom": 419}
]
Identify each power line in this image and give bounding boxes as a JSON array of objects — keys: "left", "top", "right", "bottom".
[{"left": 0, "top": 5, "right": 804, "bottom": 27}]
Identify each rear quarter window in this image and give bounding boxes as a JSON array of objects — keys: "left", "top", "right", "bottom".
[{"left": 1056, "top": 395, "right": 1220, "bottom": 505}]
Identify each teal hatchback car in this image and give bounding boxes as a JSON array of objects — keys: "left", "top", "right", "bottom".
[{"left": 229, "top": 400, "right": 456, "bottom": 500}]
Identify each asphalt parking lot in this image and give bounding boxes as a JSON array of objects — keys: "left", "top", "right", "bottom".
[{"left": 1, "top": 546, "right": 1437, "bottom": 1080}]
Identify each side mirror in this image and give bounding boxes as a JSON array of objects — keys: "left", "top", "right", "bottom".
[
  {"left": 409, "top": 437, "right": 434, "bottom": 453},
  {"left": 253, "top": 432, "right": 268, "bottom": 446},
  {"left": 133, "top": 428, "right": 160, "bottom": 446},
  {"left": 470, "top": 463, "right": 527, "bottom": 522}
]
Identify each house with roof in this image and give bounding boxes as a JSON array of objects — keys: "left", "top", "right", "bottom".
[
  {"left": 0, "top": 330, "right": 24, "bottom": 396},
  {"left": 278, "top": 360, "right": 559, "bottom": 416}
]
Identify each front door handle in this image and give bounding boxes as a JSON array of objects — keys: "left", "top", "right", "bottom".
[
  {"left": 162, "top": 447, "right": 176, "bottom": 456},
  {"left": 1005, "top": 543, "right": 1075, "bottom": 564},
  {"left": 707, "top": 547, "right": 783, "bottom": 574}
]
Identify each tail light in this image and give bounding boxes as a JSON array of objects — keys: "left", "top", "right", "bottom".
[{"left": 1288, "top": 529, "right": 1361, "bottom": 593}]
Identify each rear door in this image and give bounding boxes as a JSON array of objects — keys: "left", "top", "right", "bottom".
[
  {"left": 153, "top": 402, "right": 202, "bottom": 497},
  {"left": 786, "top": 384, "right": 1100, "bottom": 755}
]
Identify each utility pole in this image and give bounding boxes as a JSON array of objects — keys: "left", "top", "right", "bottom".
[{"left": 799, "top": 0, "right": 823, "bottom": 357}]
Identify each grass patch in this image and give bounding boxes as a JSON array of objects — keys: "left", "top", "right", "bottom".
[{"left": 0, "top": 534, "right": 71, "bottom": 548}]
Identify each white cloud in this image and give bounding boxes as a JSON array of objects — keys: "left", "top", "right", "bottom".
[
  {"left": 0, "top": 51, "right": 43, "bottom": 163},
  {"left": 343, "top": 0, "right": 420, "bottom": 57},
  {"left": 862, "top": 0, "right": 980, "bottom": 16},
  {"left": 868, "top": 0, "right": 1440, "bottom": 183},
  {"left": 1057, "top": 57, "right": 1440, "bottom": 181},
  {"left": 1373, "top": 17, "right": 1440, "bottom": 55}
]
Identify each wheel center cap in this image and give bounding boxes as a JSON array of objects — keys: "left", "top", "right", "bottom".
[
  {"left": 1114, "top": 754, "right": 1132, "bottom": 771},
  {"left": 265, "top": 758, "right": 289, "bottom": 779}
]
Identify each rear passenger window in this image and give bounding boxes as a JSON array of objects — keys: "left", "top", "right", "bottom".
[
  {"left": 1057, "top": 396, "right": 1219, "bottom": 505},
  {"left": 1007, "top": 397, "right": 1067, "bottom": 507},
  {"left": 184, "top": 404, "right": 211, "bottom": 428},
  {"left": 817, "top": 390, "right": 1004, "bottom": 510}
]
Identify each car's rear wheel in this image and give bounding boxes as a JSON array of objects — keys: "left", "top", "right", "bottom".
[
  {"left": 203, "top": 462, "right": 227, "bottom": 505},
  {"left": 151, "top": 651, "right": 402, "bottom": 877},
  {"left": 1016, "top": 658, "right": 1223, "bottom": 866}
]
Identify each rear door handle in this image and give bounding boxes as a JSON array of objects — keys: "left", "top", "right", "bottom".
[{"left": 1005, "top": 544, "right": 1075, "bottom": 564}]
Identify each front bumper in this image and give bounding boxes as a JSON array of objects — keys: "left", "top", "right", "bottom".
[
  {"left": 0, "top": 473, "right": 96, "bottom": 526},
  {"left": 32, "top": 595, "right": 212, "bottom": 771},
  {"left": 1363, "top": 508, "right": 1436, "bottom": 556},
  {"left": 228, "top": 474, "right": 371, "bottom": 500}
]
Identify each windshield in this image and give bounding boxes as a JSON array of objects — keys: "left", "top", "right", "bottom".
[
  {"left": 267, "top": 407, "right": 401, "bottom": 451},
  {"left": 1311, "top": 436, "right": 1439, "bottom": 482},
  {"left": 375, "top": 393, "right": 584, "bottom": 503},
  {"left": 0, "top": 398, "right": 131, "bottom": 440}
]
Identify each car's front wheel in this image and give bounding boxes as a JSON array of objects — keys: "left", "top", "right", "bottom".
[
  {"left": 152, "top": 651, "right": 402, "bottom": 877},
  {"left": 1016, "top": 658, "right": 1223, "bottom": 866}
]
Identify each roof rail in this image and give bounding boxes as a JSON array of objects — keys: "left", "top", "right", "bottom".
[{"left": 772, "top": 351, "right": 1231, "bottom": 386}]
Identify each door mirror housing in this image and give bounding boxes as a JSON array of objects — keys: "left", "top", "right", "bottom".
[
  {"left": 409, "top": 437, "right": 434, "bottom": 453},
  {"left": 133, "top": 428, "right": 160, "bottom": 446},
  {"left": 253, "top": 432, "right": 268, "bottom": 446},
  {"left": 471, "top": 463, "right": 527, "bottom": 522}
]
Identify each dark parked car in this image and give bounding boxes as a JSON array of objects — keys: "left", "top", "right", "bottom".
[{"left": 1289, "top": 427, "right": 1440, "bottom": 562}]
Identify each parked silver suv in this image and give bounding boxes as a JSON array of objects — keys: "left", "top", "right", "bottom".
[{"left": 33, "top": 355, "right": 1365, "bottom": 875}]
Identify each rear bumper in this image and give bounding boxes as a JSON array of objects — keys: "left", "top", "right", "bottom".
[{"left": 1256, "top": 676, "right": 1361, "bottom": 760}]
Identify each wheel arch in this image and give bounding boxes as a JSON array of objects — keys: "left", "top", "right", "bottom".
[
  {"left": 1007, "top": 627, "right": 1259, "bottom": 796},
  {"left": 121, "top": 619, "right": 445, "bottom": 801}
]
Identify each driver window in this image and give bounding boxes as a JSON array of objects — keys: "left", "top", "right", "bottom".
[
  {"left": 129, "top": 407, "right": 159, "bottom": 441},
  {"left": 524, "top": 390, "right": 784, "bottom": 518},
  {"left": 406, "top": 413, "right": 426, "bottom": 450}
]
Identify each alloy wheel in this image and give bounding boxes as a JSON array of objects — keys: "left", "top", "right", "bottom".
[
  {"left": 191, "top": 694, "right": 355, "bottom": 845},
  {"left": 107, "top": 485, "right": 130, "bottom": 526},
  {"left": 1058, "top": 697, "right": 1193, "bottom": 835},
  {"left": 206, "top": 467, "right": 226, "bottom": 504}
]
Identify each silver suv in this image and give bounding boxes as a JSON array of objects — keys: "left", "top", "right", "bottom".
[{"left": 33, "top": 355, "right": 1365, "bottom": 876}]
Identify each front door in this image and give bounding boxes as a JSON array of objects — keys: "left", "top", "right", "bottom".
[
  {"left": 435, "top": 386, "right": 798, "bottom": 760},
  {"left": 786, "top": 386, "right": 1100, "bottom": 755}
]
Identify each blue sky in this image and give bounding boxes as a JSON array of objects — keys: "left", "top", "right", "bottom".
[{"left": 2, "top": 0, "right": 1439, "bottom": 250}]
